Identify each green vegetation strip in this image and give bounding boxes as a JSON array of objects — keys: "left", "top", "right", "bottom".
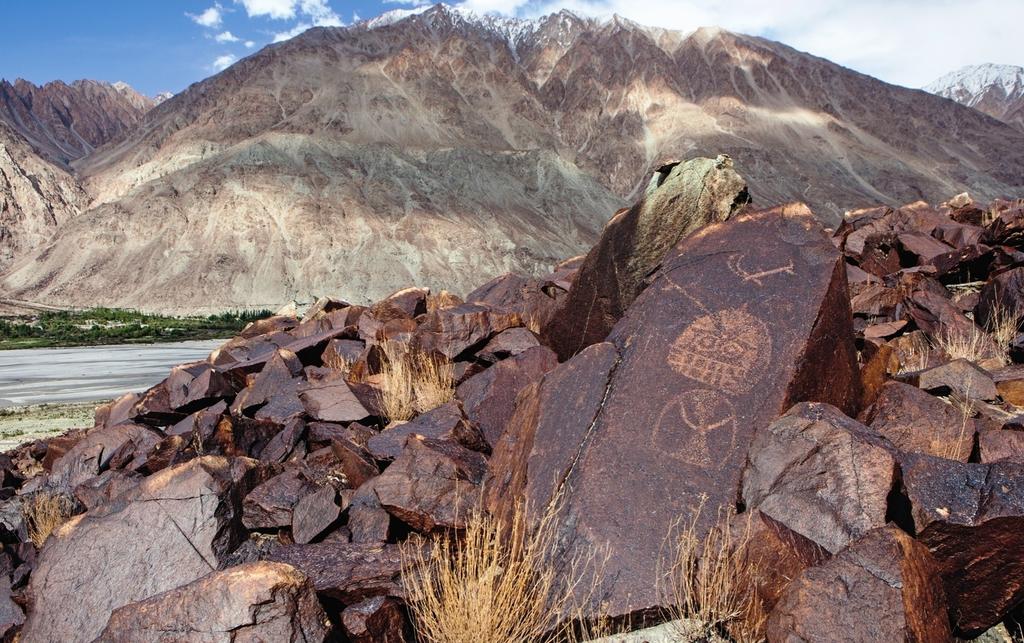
[{"left": 0, "top": 308, "right": 272, "bottom": 350}]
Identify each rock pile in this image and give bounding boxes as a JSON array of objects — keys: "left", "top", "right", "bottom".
[{"left": 1, "top": 162, "right": 1023, "bottom": 641}]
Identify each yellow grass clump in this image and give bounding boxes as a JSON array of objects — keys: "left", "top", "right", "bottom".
[
  {"left": 400, "top": 499, "right": 605, "bottom": 643},
  {"left": 664, "top": 500, "right": 767, "bottom": 643},
  {"left": 24, "top": 491, "right": 74, "bottom": 547},
  {"left": 377, "top": 340, "right": 455, "bottom": 422},
  {"left": 427, "top": 290, "right": 464, "bottom": 313}
]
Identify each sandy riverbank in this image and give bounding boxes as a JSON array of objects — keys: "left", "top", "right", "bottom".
[{"left": 0, "top": 401, "right": 100, "bottom": 451}]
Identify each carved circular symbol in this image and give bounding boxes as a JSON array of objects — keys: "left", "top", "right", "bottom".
[{"left": 668, "top": 308, "right": 771, "bottom": 394}]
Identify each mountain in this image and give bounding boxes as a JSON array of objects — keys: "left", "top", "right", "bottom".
[
  {"left": 0, "top": 79, "right": 154, "bottom": 166},
  {"left": 925, "top": 64, "right": 1024, "bottom": 132},
  {"left": 3, "top": 4, "right": 1024, "bottom": 312},
  {"left": 0, "top": 121, "right": 86, "bottom": 268}
]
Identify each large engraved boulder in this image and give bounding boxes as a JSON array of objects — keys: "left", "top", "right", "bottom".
[
  {"left": 97, "top": 562, "right": 329, "bottom": 642},
  {"left": 20, "top": 456, "right": 262, "bottom": 643},
  {"left": 542, "top": 155, "right": 749, "bottom": 360},
  {"left": 487, "top": 206, "right": 861, "bottom": 620}
]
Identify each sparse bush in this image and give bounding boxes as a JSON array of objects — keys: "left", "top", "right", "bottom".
[
  {"left": 932, "top": 324, "right": 998, "bottom": 365},
  {"left": 663, "top": 499, "right": 766, "bottom": 643},
  {"left": 24, "top": 492, "right": 75, "bottom": 547},
  {"left": 377, "top": 341, "right": 455, "bottom": 422},
  {"left": 400, "top": 500, "right": 602, "bottom": 643}
]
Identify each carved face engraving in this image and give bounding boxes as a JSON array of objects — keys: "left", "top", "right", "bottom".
[
  {"left": 654, "top": 390, "right": 738, "bottom": 468},
  {"left": 668, "top": 308, "right": 770, "bottom": 395}
]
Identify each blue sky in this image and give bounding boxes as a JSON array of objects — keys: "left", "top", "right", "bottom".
[{"left": 1, "top": 1, "right": 1019, "bottom": 97}]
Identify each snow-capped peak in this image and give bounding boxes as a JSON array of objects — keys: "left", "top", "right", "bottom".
[
  {"left": 925, "top": 64, "right": 1024, "bottom": 104},
  {"left": 153, "top": 91, "right": 174, "bottom": 105}
]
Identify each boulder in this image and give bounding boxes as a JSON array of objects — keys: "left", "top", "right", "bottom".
[
  {"left": 917, "top": 358, "right": 998, "bottom": 401},
  {"left": 229, "top": 349, "right": 304, "bottom": 418},
  {"left": 412, "top": 303, "right": 520, "bottom": 359},
  {"left": 292, "top": 485, "right": 343, "bottom": 545},
  {"left": 366, "top": 401, "right": 487, "bottom": 461},
  {"left": 860, "top": 380, "right": 973, "bottom": 461},
  {"left": 342, "top": 596, "right": 411, "bottom": 643},
  {"left": 488, "top": 206, "right": 861, "bottom": 619},
  {"left": 21, "top": 456, "right": 264, "bottom": 643},
  {"left": 370, "top": 287, "right": 429, "bottom": 321},
  {"left": 242, "top": 467, "right": 318, "bottom": 529},
  {"left": 373, "top": 438, "right": 485, "bottom": 532},
  {"left": 299, "top": 370, "right": 369, "bottom": 423},
  {"left": 97, "top": 562, "right": 329, "bottom": 642},
  {"left": 456, "top": 346, "right": 558, "bottom": 448},
  {"left": 542, "top": 155, "right": 750, "bottom": 359},
  {"left": 976, "top": 266, "right": 1024, "bottom": 329},
  {"left": 267, "top": 542, "right": 405, "bottom": 604},
  {"left": 347, "top": 482, "right": 392, "bottom": 544},
  {"left": 900, "top": 453, "right": 1024, "bottom": 633},
  {"left": 475, "top": 327, "right": 540, "bottom": 362},
  {"left": 49, "top": 422, "right": 161, "bottom": 491},
  {"left": 742, "top": 403, "right": 896, "bottom": 554},
  {"left": 766, "top": 527, "right": 951, "bottom": 642},
  {"left": 165, "top": 362, "right": 234, "bottom": 412},
  {"left": 978, "top": 429, "right": 1024, "bottom": 463}
]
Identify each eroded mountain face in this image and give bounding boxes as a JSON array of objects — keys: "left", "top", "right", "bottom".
[
  {"left": 4, "top": 5, "right": 1024, "bottom": 312},
  {"left": 0, "top": 121, "right": 87, "bottom": 270},
  {"left": 0, "top": 79, "right": 154, "bottom": 167}
]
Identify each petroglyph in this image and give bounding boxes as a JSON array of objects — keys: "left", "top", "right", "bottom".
[
  {"left": 654, "top": 390, "right": 738, "bottom": 467},
  {"left": 727, "top": 253, "right": 796, "bottom": 286},
  {"left": 668, "top": 308, "right": 771, "bottom": 394}
]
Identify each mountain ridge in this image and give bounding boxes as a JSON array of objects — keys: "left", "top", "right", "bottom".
[{"left": 926, "top": 63, "right": 1024, "bottom": 132}]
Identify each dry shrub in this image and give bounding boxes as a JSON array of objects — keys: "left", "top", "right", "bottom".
[
  {"left": 322, "top": 350, "right": 350, "bottom": 372},
  {"left": 377, "top": 340, "right": 455, "bottom": 422},
  {"left": 24, "top": 491, "right": 74, "bottom": 547},
  {"left": 932, "top": 324, "right": 998, "bottom": 365},
  {"left": 985, "top": 296, "right": 1022, "bottom": 359},
  {"left": 664, "top": 500, "right": 766, "bottom": 643},
  {"left": 524, "top": 313, "right": 542, "bottom": 335},
  {"left": 427, "top": 290, "right": 464, "bottom": 313},
  {"left": 942, "top": 380, "right": 975, "bottom": 461},
  {"left": 401, "top": 499, "right": 604, "bottom": 643},
  {"left": 895, "top": 333, "right": 932, "bottom": 374}
]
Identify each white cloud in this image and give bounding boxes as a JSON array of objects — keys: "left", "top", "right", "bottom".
[
  {"left": 215, "top": 30, "right": 241, "bottom": 43},
  {"left": 187, "top": 4, "right": 223, "bottom": 28},
  {"left": 264, "top": 0, "right": 343, "bottom": 41},
  {"left": 273, "top": 23, "right": 313, "bottom": 42},
  {"left": 236, "top": 0, "right": 298, "bottom": 19},
  {"left": 212, "top": 54, "right": 238, "bottom": 71},
  {"left": 451, "top": 0, "right": 1024, "bottom": 88},
  {"left": 245, "top": 40, "right": 256, "bottom": 48}
]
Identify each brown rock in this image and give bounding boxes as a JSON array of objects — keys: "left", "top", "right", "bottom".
[
  {"left": 328, "top": 439, "right": 380, "bottom": 489},
  {"left": 456, "top": 345, "right": 558, "bottom": 448},
  {"left": 978, "top": 429, "right": 1024, "bottom": 463},
  {"left": 766, "top": 527, "right": 951, "bottom": 642},
  {"left": 992, "top": 365, "right": 1024, "bottom": 406},
  {"left": 165, "top": 361, "right": 234, "bottom": 412},
  {"left": 976, "top": 266, "right": 1024, "bottom": 329},
  {"left": 464, "top": 272, "right": 566, "bottom": 333},
  {"left": 371, "top": 287, "right": 429, "bottom": 321},
  {"left": 488, "top": 207, "right": 861, "bottom": 619},
  {"left": 742, "top": 403, "right": 896, "bottom": 553},
  {"left": 49, "top": 422, "right": 161, "bottom": 490},
  {"left": 859, "top": 343, "right": 894, "bottom": 408},
  {"left": 129, "top": 381, "right": 184, "bottom": 426},
  {"left": 366, "top": 401, "right": 487, "bottom": 461},
  {"left": 230, "top": 349, "right": 304, "bottom": 417},
  {"left": 243, "top": 468, "right": 318, "bottom": 529},
  {"left": 900, "top": 453, "right": 1024, "bottom": 633},
  {"left": 347, "top": 482, "right": 392, "bottom": 544},
  {"left": 860, "top": 381, "right": 974, "bottom": 461},
  {"left": 897, "top": 231, "right": 952, "bottom": 263},
  {"left": 21, "top": 456, "right": 264, "bottom": 643},
  {"left": 267, "top": 542, "right": 405, "bottom": 603},
  {"left": 292, "top": 485, "right": 343, "bottom": 544},
  {"left": 300, "top": 370, "right": 369, "bottom": 423},
  {"left": 98, "top": 561, "right": 328, "bottom": 642},
  {"left": 412, "top": 303, "right": 520, "bottom": 359},
  {"left": 918, "top": 358, "right": 998, "bottom": 401},
  {"left": 342, "top": 596, "right": 411, "bottom": 643},
  {"left": 541, "top": 156, "right": 749, "bottom": 360},
  {"left": 373, "top": 439, "right": 485, "bottom": 532},
  {"left": 322, "top": 338, "right": 365, "bottom": 369},
  {"left": 475, "top": 327, "right": 540, "bottom": 362}
]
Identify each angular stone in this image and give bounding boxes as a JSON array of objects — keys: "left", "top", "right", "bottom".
[
  {"left": 373, "top": 439, "right": 485, "bottom": 532},
  {"left": 242, "top": 468, "right": 318, "bottom": 529},
  {"left": 978, "top": 429, "right": 1024, "bottom": 463},
  {"left": 21, "top": 456, "right": 264, "bottom": 643},
  {"left": 300, "top": 370, "right": 369, "bottom": 423},
  {"left": 918, "top": 358, "right": 998, "bottom": 401},
  {"left": 229, "top": 348, "right": 304, "bottom": 417},
  {"left": 992, "top": 365, "right": 1024, "bottom": 406},
  {"left": 900, "top": 453, "right": 1024, "bottom": 633},
  {"left": 464, "top": 272, "right": 565, "bottom": 333},
  {"left": 292, "top": 485, "right": 342, "bottom": 544},
  {"left": 321, "top": 338, "right": 365, "bottom": 369},
  {"left": 347, "top": 482, "right": 392, "bottom": 544},
  {"left": 488, "top": 207, "right": 861, "bottom": 619},
  {"left": 371, "top": 287, "right": 429, "bottom": 321},
  {"left": 267, "top": 542, "right": 405, "bottom": 603},
  {"left": 366, "top": 401, "right": 487, "bottom": 461},
  {"left": 342, "top": 596, "right": 411, "bottom": 643},
  {"left": 165, "top": 361, "right": 234, "bottom": 412},
  {"left": 412, "top": 303, "right": 520, "bottom": 359},
  {"left": 976, "top": 266, "right": 1024, "bottom": 329},
  {"left": 860, "top": 381, "right": 973, "bottom": 461},
  {"left": 457, "top": 346, "right": 558, "bottom": 448},
  {"left": 308, "top": 421, "right": 375, "bottom": 450},
  {"left": 327, "top": 439, "right": 379, "bottom": 489},
  {"left": 475, "top": 327, "right": 540, "bottom": 362},
  {"left": 766, "top": 527, "right": 951, "bottom": 642},
  {"left": 97, "top": 562, "right": 329, "bottom": 642},
  {"left": 49, "top": 422, "right": 161, "bottom": 491},
  {"left": 743, "top": 403, "right": 896, "bottom": 553},
  {"left": 542, "top": 156, "right": 749, "bottom": 359},
  {"left": 130, "top": 381, "right": 184, "bottom": 426}
]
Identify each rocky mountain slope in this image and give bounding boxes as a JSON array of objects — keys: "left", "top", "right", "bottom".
[
  {"left": 0, "top": 78, "right": 153, "bottom": 166},
  {"left": 926, "top": 64, "right": 1024, "bottom": 132},
  {"left": 2, "top": 160, "right": 1024, "bottom": 641},
  {"left": 3, "top": 4, "right": 1023, "bottom": 312},
  {"left": 0, "top": 121, "right": 87, "bottom": 269}
]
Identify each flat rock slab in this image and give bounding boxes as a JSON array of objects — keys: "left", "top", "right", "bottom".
[
  {"left": 97, "top": 561, "right": 329, "bottom": 642},
  {"left": 488, "top": 207, "right": 861, "bottom": 619},
  {"left": 860, "top": 380, "right": 973, "bottom": 461},
  {"left": 21, "top": 456, "right": 262, "bottom": 643},
  {"left": 267, "top": 542, "right": 406, "bottom": 604},
  {"left": 767, "top": 527, "right": 951, "bottom": 642}
]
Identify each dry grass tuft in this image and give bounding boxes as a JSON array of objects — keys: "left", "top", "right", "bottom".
[
  {"left": 401, "top": 500, "right": 602, "bottom": 643},
  {"left": 985, "top": 296, "right": 1021, "bottom": 359},
  {"left": 24, "top": 491, "right": 74, "bottom": 547},
  {"left": 895, "top": 333, "right": 932, "bottom": 374},
  {"left": 322, "top": 351, "right": 350, "bottom": 372},
  {"left": 427, "top": 290, "right": 464, "bottom": 313},
  {"left": 377, "top": 340, "right": 455, "bottom": 422},
  {"left": 932, "top": 324, "right": 998, "bottom": 365},
  {"left": 664, "top": 500, "right": 766, "bottom": 643}
]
